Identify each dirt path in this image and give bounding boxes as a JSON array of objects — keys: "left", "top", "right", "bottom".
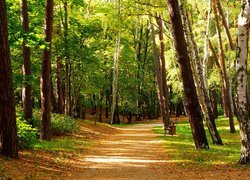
[
  {"left": 2, "top": 120, "right": 250, "bottom": 179},
  {"left": 75, "top": 122, "right": 175, "bottom": 179},
  {"left": 70, "top": 121, "right": 250, "bottom": 180}
]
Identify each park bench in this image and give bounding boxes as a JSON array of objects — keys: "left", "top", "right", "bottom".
[{"left": 164, "top": 120, "right": 177, "bottom": 136}]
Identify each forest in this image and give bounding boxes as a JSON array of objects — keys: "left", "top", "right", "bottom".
[{"left": 0, "top": 0, "right": 250, "bottom": 178}]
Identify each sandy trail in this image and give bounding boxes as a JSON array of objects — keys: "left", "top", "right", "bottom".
[
  {"left": 71, "top": 122, "right": 250, "bottom": 180},
  {"left": 74, "top": 122, "right": 178, "bottom": 179}
]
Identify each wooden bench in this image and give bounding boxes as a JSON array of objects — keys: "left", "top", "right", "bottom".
[{"left": 164, "top": 120, "right": 177, "bottom": 136}]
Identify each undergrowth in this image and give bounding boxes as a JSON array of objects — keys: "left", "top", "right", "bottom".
[{"left": 16, "top": 108, "right": 79, "bottom": 149}]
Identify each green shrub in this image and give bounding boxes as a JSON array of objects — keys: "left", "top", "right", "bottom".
[
  {"left": 32, "top": 111, "right": 41, "bottom": 130},
  {"left": 16, "top": 117, "right": 38, "bottom": 149},
  {"left": 24, "top": 110, "right": 79, "bottom": 136},
  {"left": 217, "top": 105, "right": 224, "bottom": 116},
  {"left": 51, "top": 114, "right": 79, "bottom": 136}
]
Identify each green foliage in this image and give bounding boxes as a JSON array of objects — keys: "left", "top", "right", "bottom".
[
  {"left": 51, "top": 114, "right": 79, "bottom": 136},
  {"left": 16, "top": 117, "right": 38, "bottom": 149},
  {"left": 32, "top": 112, "right": 79, "bottom": 136}
]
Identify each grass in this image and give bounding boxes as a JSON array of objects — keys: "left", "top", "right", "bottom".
[
  {"left": 33, "top": 137, "right": 92, "bottom": 152},
  {"left": 153, "top": 116, "right": 243, "bottom": 169}
]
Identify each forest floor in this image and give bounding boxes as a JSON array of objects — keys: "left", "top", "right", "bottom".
[{"left": 1, "top": 118, "right": 250, "bottom": 179}]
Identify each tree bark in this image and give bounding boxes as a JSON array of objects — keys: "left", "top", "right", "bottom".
[
  {"left": 0, "top": 0, "right": 19, "bottom": 158},
  {"left": 105, "top": 90, "right": 109, "bottom": 119},
  {"left": 215, "top": 0, "right": 234, "bottom": 50},
  {"left": 203, "top": 0, "right": 212, "bottom": 91},
  {"left": 20, "top": 0, "right": 32, "bottom": 122},
  {"left": 56, "top": 57, "right": 64, "bottom": 114},
  {"left": 211, "top": 89, "right": 218, "bottom": 119},
  {"left": 156, "top": 15, "right": 170, "bottom": 126},
  {"left": 150, "top": 20, "right": 169, "bottom": 129},
  {"left": 40, "top": 0, "right": 54, "bottom": 141},
  {"left": 235, "top": 0, "right": 250, "bottom": 164},
  {"left": 99, "top": 92, "right": 103, "bottom": 123},
  {"left": 167, "top": 0, "right": 209, "bottom": 149},
  {"left": 110, "top": 0, "right": 121, "bottom": 124},
  {"left": 51, "top": 78, "right": 57, "bottom": 113},
  {"left": 180, "top": 0, "right": 222, "bottom": 145},
  {"left": 64, "top": 1, "right": 71, "bottom": 115},
  {"left": 212, "top": 0, "right": 236, "bottom": 133}
]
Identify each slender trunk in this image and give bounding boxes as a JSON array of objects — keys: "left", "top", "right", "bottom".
[
  {"left": 40, "top": 0, "right": 54, "bottom": 141},
  {"left": 0, "top": 0, "right": 19, "bottom": 158},
  {"left": 72, "top": 93, "right": 79, "bottom": 118},
  {"left": 215, "top": 0, "right": 234, "bottom": 50},
  {"left": 248, "top": 91, "right": 250, "bottom": 118},
  {"left": 203, "top": 0, "right": 212, "bottom": 91},
  {"left": 236, "top": 0, "right": 250, "bottom": 164},
  {"left": 156, "top": 15, "right": 170, "bottom": 126},
  {"left": 134, "top": 20, "right": 143, "bottom": 121},
  {"left": 64, "top": 2, "right": 70, "bottom": 115},
  {"left": 20, "top": 0, "right": 32, "bottom": 122},
  {"left": 150, "top": 20, "right": 169, "bottom": 129},
  {"left": 110, "top": 0, "right": 121, "bottom": 124},
  {"left": 167, "top": 0, "right": 209, "bottom": 149},
  {"left": 51, "top": 79, "right": 57, "bottom": 113},
  {"left": 211, "top": 89, "right": 218, "bottom": 118},
  {"left": 212, "top": 0, "right": 236, "bottom": 133},
  {"left": 99, "top": 92, "right": 103, "bottom": 123},
  {"left": 115, "top": 100, "right": 120, "bottom": 124},
  {"left": 105, "top": 91, "right": 109, "bottom": 119},
  {"left": 180, "top": 0, "right": 222, "bottom": 144},
  {"left": 56, "top": 57, "right": 64, "bottom": 114}
]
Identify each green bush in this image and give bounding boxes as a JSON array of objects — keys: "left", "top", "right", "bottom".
[
  {"left": 217, "top": 105, "right": 224, "bottom": 116},
  {"left": 16, "top": 117, "right": 38, "bottom": 149},
  {"left": 51, "top": 114, "right": 79, "bottom": 136},
  {"left": 26, "top": 110, "right": 79, "bottom": 136}
]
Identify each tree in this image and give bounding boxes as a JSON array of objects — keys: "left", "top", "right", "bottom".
[
  {"left": 235, "top": 0, "right": 250, "bottom": 164},
  {"left": 166, "top": 0, "right": 209, "bottom": 149},
  {"left": 110, "top": 0, "right": 121, "bottom": 124},
  {"left": 150, "top": 17, "right": 169, "bottom": 129},
  {"left": 20, "top": 0, "right": 33, "bottom": 122},
  {"left": 63, "top": 1, "right": 71, "bottom": 116},
  {"left": 180, "top": 0, "right": 222, "bottom": 145},
  {"left": 40, "top": 0, "right": 54, "bottom": 140},
  {"left": 56, "top": 57, "right": 64, "bottom": 114},
  {"left": 0, "top": 0, "right": 19, "bottom": 158},
  {"left": 212, "top": 0, "right": 236, "bottom": 133}
]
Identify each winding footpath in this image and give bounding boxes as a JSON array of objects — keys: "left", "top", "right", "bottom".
[{"left": 72, "top": 122, "right": 250, "bottom": 180}]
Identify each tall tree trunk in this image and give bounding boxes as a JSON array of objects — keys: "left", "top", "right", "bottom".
[
  {"left": 20, "top": 0, "right": 32, "bottom": 123},
  {"left": 212, "top": 0, "right": 236, "bottom": 133},
  {"left": 167, "top": 0, "right": 209, "bottom": 149},
  {"left": 180, "top": 0, "right": 222, "bottom": 145},
  {"left": 236, "top": 0, "right": 250, "bottom": 164},
  {"left": 56, "top": 57, "right": 64, "bottom": 114},
  {"left": 64, "top": 1, "right": 71, "bottom": 115},
  {"left": 105, "top": 90, "right": 109, "bottom": 119},
  {"left": 110, "top": 0, "right": 121, "bottom": 124},
  {"left": 72, "top": 93, "right": 79, "bottom": 118},
  {"left": 156, "top": 15, "right": 170, "bottom": 126},
  {"left": 99, "top": 92, "right": 103, "bottom": 123},
  {"left": 0, "top": 0, "right": 19, "bottom": 158},
  {"left": 211, "top": 89, "right": 218, "bottom": 118},
  {"left": 40, "top": 0, "right": 54, "bottom": 141},
  {"left": 203, "top": 0, "right": 212, "bottom": 91},
  {"left": 215, "top": 0, "right": 234, "bottom": 50},
  {"left": 51, "top": 79, "right": 57, "bottom": 113},
  {"left": 150, "top": 20, "right": 169, "bottom": 129}
]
